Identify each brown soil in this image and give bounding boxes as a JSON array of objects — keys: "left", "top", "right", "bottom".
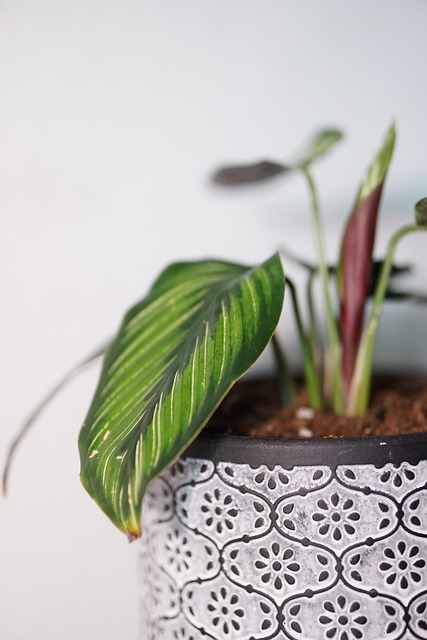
[{"left": 207, "top": 376, "right": 427, "bottom": 439}]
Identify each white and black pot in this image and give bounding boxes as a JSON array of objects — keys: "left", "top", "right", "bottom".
[{"left": 139, "top": 429, "right": 427, "bottom": 640}]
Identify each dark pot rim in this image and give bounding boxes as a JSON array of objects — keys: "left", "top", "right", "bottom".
[{"left": 184, "top": 429, "right": 427, "bottom": 468}]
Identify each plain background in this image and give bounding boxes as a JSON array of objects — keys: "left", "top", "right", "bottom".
[{"left": 1, "top": 2, "right": 427, "bottom": 638}]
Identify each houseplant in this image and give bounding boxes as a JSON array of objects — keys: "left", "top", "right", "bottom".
[
  {"left": 134, "top": 125, "right": 427, "bottom": 640},
  {"left": 4, "top": 124, "right": 427, "bottom": 639}
]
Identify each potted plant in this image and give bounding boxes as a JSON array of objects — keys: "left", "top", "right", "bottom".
[{"left": 4, "top": 124, "right": 427, "bottom": 639}]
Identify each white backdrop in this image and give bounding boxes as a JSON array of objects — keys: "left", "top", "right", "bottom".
[{"left": 1, "top": 2, "right": 427, "bottom": 638}]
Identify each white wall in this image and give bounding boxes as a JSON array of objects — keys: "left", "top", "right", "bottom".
[{"left": 1, "top": 2, "right": 426, "bottom": 638}]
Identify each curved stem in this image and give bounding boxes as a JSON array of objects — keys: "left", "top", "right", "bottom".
[
  {"left": 2, "top": 342, "right": 108, "bottom": 495},
  {"left": 348, "top": 224, "right": 427, "bottom": 415}
]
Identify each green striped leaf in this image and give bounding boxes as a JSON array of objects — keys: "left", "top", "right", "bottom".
[{"left": 79, "top": 254, "right": 285, "bottom": 538}]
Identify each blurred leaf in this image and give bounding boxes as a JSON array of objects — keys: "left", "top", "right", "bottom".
[
  {"left": 212, "top": 160, "right": 288, "bottom": 185},
  {"left": 212, "top": 127, "right": 343, "bottom": 186},
  {"left": 367, "top": 259, "right": 411, "bottom": 296},
  {"left": 295, "top": 128, "right": 343, "bottom": 169},
  {"left": 415, "top": 197, "right": 427, "bottom": 226},
  {"left": 279, "top": 245, "right": 317, "bottom": 273},
  {"left": 383, "top": 289, "right": 427, "bottom": 303},
  {"left": 79, "top": 255, "right": 285, "bottom": 539},
  {"left": 368, "top": 261, "right": 425, "bottom": 302}
]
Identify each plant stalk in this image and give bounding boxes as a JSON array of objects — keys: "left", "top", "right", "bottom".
[
  {"left": 271, "top": 333, "right": 296, "bottom": 406},
  {"left": 286, "top": 277, "right": 322, "bottom": 409},
  {"left": 348, "top": 224, "right": 427, "bottom": 415},
  {"left": 303, "top": 168, "right": 343, "bottom": 413},
  {"left": 306, "top": 269, "right": 324, "bottom": 381}
]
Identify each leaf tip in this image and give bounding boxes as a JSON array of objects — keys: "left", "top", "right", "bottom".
[
  {"left": 126, "top": 526, "right": 142, "bottom": 542},
  {"left": 2, "top": 459, "right": 11, "bottom": 498},
  {"left": 357, "top": 121, "right": 397, "bottom": 203}
]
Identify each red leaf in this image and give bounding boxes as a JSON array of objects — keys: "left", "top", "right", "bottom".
[{"left": 340, "top": 183, "right": 383, "bottom": 393}]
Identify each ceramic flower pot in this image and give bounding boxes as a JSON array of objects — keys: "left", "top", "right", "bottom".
[{"left": 138, "top": 429, "right": 427, "bottom": 640}]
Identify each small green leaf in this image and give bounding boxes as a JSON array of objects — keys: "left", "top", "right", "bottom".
[
  {"left": 356, "top": 122, "right": 396, "bottom": 204},
  {"left": 415, "top": 197, "right": 427, "bottom": 226},
  {"left": 79, "top": 255, "right": 285, "bottom": 538},
  {"left": 295, "top": 128, "right": 343, "bottom": 168}
]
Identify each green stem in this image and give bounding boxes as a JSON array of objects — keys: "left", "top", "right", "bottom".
[
  {"left": 2, "top": 342, "right": 109, "bottom": 496},
  {"left": 348, "top": 224, "right": 427, "bottom": 415},
  {"left": 271, "top": 333, "right": 296, "bottom": 406},
  {"left": 303, "top": 168, "right": 343, "bottom": 413},
  {"left": 306, "top": 270, "right": 324, "bottom": 383},
  {"left": 286, "top": 277, "right": 322, "bottom": 409}
]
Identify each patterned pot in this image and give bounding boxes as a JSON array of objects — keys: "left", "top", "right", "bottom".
[{"left": 138, "top": 428, "right": 427, "bottom": 640}]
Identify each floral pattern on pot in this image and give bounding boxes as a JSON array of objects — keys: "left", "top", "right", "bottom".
[
  {"left": 343, "top": 530, "right": 427, "bottom": 605},
  {"left": 138, "top": 456, "right": 427, "bottom": 639}
]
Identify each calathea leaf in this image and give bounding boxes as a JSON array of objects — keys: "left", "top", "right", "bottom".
[
  {"left": 79, "top": 254, "right": 285, "bottom": 539},
  {"left": 337, "top": 122, "right": 396, "bottom": 396}
]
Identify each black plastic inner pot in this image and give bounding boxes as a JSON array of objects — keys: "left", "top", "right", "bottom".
[{"left": 184, "top": 430, "right": 427, "bottom": 469}]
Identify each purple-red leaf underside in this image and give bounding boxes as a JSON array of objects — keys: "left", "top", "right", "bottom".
[{"left": 212, "top": 160, "right": 288, "bottom": 186}]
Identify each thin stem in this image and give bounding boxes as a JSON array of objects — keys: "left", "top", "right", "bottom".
[
  {"left": 279, "top": 244, "right": 316, "bottom": 273},
  {"left": 306, "top": 270, "right": 324, "bottom": 382},
  {"left": 2, "top": 342, "right": 109, "bottom": 495},
  {"left": 348, "top": 224, "right": 427, "bottom": 415},
  {"left": 302, "top": 168, "right": 343, "bottom": 413},
  {"left": 286, "top": 277, "right": 322, "bottom": 409},
  {"left": 271, "top": 333, "right": 296, "bottom": 406}
]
